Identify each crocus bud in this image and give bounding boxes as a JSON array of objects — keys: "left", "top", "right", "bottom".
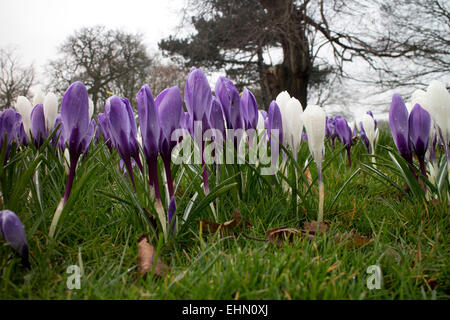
[
  {"left": 284, "top": 97, "right": 304, "bottom": 160},
  {"left": 360, "top": 114, "right": 377, "bottom": 152},
  {"left": 268, "top": 101, "right": 283, "bottom": 170},
  {"left": 32, "top": 90, "right": 45, "bottom": 106},
  {"left": 302, "top": 105, "right": 326, "bottom": 164},
  {"left": 409, "top": 104, "right": 431, "bottom": 173},
  {"left": 241, "top": 88, "right": 259, "bottom": 130},
  {"left": 88, "top": 99, "right": 94, "bottom": 119},
  {"left": 30, "top": 104, "right": 47, "bottom": 148},
  {"left": 275, "top": 91, "right": 291, "bottom": 146},
  {"left": 15, "top": 96, "right": 33, "bottom": 138},
  {"left": 186, "top": 68, "right": 212, "bottom": 123},
  {"left": 43, "top": 93, "right": 58, "bottom": 132},
  {"left": 389, "top": 94, "right": 412, "bottom": 164},
  {"left": 215, "top": 77, "right": 241, "bottom": 130},
  {"left": 0, "top": 210, "right": 29, "bottom": 267},
  {"left": 425, "top": 80, "right": 450, "bottom": 146}
]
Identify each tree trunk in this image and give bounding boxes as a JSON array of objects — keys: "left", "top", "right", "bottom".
[{"left": 259, "top": 0, "right": 312, "bottom": 109}]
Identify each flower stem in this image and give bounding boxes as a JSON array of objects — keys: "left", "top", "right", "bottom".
[{"left": 317, "top": 162, "right": 324, "bottom": 223}]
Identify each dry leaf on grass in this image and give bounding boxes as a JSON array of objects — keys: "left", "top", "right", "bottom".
[
  {"left": 199, "top": 209, "right": 251, "bottom": 236},
  {"left": 333, "top": 232, "right": 373, "bottom": 248},
  {"left": 302, "top": 221, "right": 329, "bottom": 234},
  {"left": 266, "top": 227, "right": 301, "bottom": 246},
  {"left": 138, "top": 235, "right": 169, "bottom": 277}
]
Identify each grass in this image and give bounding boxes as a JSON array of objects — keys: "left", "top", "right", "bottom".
[{"left": 0, "top": 128, "right": 449, "bottom": 299}]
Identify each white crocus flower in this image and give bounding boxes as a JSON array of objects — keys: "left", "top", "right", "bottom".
[
  {"left": 15, "top": 96, "right": 33, "bottom": 139},
  {"left": 32, "top": 90, "right": 45, "bottom": 106},
  {"left": 43, "top": 93, "right": 58, "bottom": 132},
  {"left": 285, "top": 97, "right": 304, "bottom": 160},
  {"left": 425, "top": 80, "right": 450, "bottom": 181},
  {"left": 301, "top": 104, "right": 326, "bottom": 223},
  {"left": 425, "top": 80, "right": 450, "bottom": 145},
  {"left": 275, "top": 91, "right": 291, "bottom": 144},
  {"left": 89, "top": 99, "right": 94, "bottom": 119}
]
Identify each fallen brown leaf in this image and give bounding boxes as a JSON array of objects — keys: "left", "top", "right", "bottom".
[
  {"left": 137, "top": 235, "right": 169, "bottom": 277},
  {"left": 266, "top": 227, "right": 301, "bottom": 246},
  {"left": 334, "top": 232, "right": 373, "bottom": 248},
  {"left": 199, "top": 209, "right": 251, "bottom": 236},
  {"left": 302, "top": 221, "right": 329, "bottom": 234}
]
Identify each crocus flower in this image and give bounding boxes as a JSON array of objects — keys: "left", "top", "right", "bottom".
[
  {"left": 186, "top": 68, "right": 212, "bottom": 123},
  {"left": 389, "top": 94, "right": 412, "bottom": 165},
  {"left": 107, "top": 96, "right": 143, "bottom": 188},
  {"left": 97, "top": 113, "right": 113, "bottom": 153},
  {"left": 60, "top": 81, "right": 94, "bottom": 203},
  {"left": 0, "top": 210, "right": 29, "bottom": 267},
  {"left": 425, "top": 80, "right": 450, "bottom": 179},
  {"left": 360, "top": 113, "right": 378, "bottom": 167},
  {"left": 268, "top": 101, "right": 283, "bottom": 172},
  {"left": 43, "top": 93, "right": 58, "bottom": 133},
  {"left": 275, "top": 91, "right": 291, "bottom": 148},
  {"left": 0, "top": 108, "right": 22, "bottom": 162},
  {"left": 409, "top": 103, "right": 431, "bottom": 176},
  {"left": 30, "top": 104, "right": 47, "bottom": 148},
  {"left": 156, "top": 87, "right": 184, "bottom": 198},
  {"left": 210, "top": 97, "right": 226, "bottom": 141},
  {"left": 301, "top": 105, "right": 326, "bottom": 223},
  {"left": 241, "top": 88, "right": 258, "bottom": 131},
  {"left": 335, "top": 116, "right": 353, "bottom": 167},
  {"left": 32, "top": 90, "right": 45, "bottom": 106},
  {"left": 137, "top": 84, "right": 161, "bottom": 200},
  {"left": 215, "top": 76, "right": 240, "bottom": 130},
  {"left": 187, "top": 69, "right": 213, "bottom": 193},
  {"left": 51, "top": 114, "right": 65, "bottom": 151},
  {"left": 14, "top": 96, "right": 33, "bottom": 140},
  {"left": 284, "top": 97, "right": 304, "bottom": 160}
]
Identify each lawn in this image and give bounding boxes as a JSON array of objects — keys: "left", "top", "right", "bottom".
[{"left": 0, "top": 126, "right": 448, "bottom": 300}]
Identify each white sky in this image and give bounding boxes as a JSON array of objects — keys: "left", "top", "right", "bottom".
[
  {"left": 0, "top": 0, "right": 442, "bottom": 121},
  {"left": 0, "top": 0, "right": 185, "bottom": 72}
]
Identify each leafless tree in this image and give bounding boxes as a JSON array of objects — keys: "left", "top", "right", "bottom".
[
  {"left": 46, "top": 26, "right": 153, "bottom": 114},
  {"left": 0, "top": 47, "right": 35, "bottom": 110},
  {"left": 160, "top": 0, "right": 449, "bottom": 109}
]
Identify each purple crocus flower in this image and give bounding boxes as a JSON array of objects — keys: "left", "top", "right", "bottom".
[
  {"left": 326, "top": 116, "right": 337, "bottom": 147},
  {"left": 97, "top": 113, "right": 113, "bottom": 153},
  {"left": 30, "top": 104, "right": 47, "bottom": 148},
  {"left": 60, "top": 81, "right": 94, "bottom": 203},
  {"left": 137, "top": 84, "right": 161, "bottom": 200},
  {"left": 409, "top": 103, "right": 431, "bottom": 176},
  {"left": 241, "top": 88, "right": 258, "bottom": 130},
  {"left": 0, "top": 210, "right": 29, "bottom": 267},
  {"left": 268, "top": 101, "right": 283, "bottom": 171},
  {"left": 209, "top": 97, "right": 226, "bottom": 141},
  {"left": 107, "top": 96, "right": 143, "bottom": 188},
  {"left": 185, "top": 68, "right": 211, "bottom": 123},
  {"left": 52, "top": 114, "right": 66, "bottom": 151},
  {"left": 366, "top": 111, "right": 378, "bottom": 130},
  {"left": 260, "top": 110, "right": 268, "bottom": 120},
  {"left": 0, "top": 108, "right": 22, "bottom": 162},
  {"left": 389, "top": 94, "right": 412, "bottom": 165},
  {"left": 335, "top": 116, "right": 353, "bottom": 167},
  {"left": 215, "top": 77, "right": 242, "bottom": 130},
  {"left": 156, "top": 86, "right": 184, "bottom": 198}
]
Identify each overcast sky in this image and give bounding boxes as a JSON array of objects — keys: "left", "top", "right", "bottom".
[
  {"left": 0, "top": 0, "right": 429, "bottom": 121},
  {"left": 0, "top": 0, "right": 185, "bottom": 70}
]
